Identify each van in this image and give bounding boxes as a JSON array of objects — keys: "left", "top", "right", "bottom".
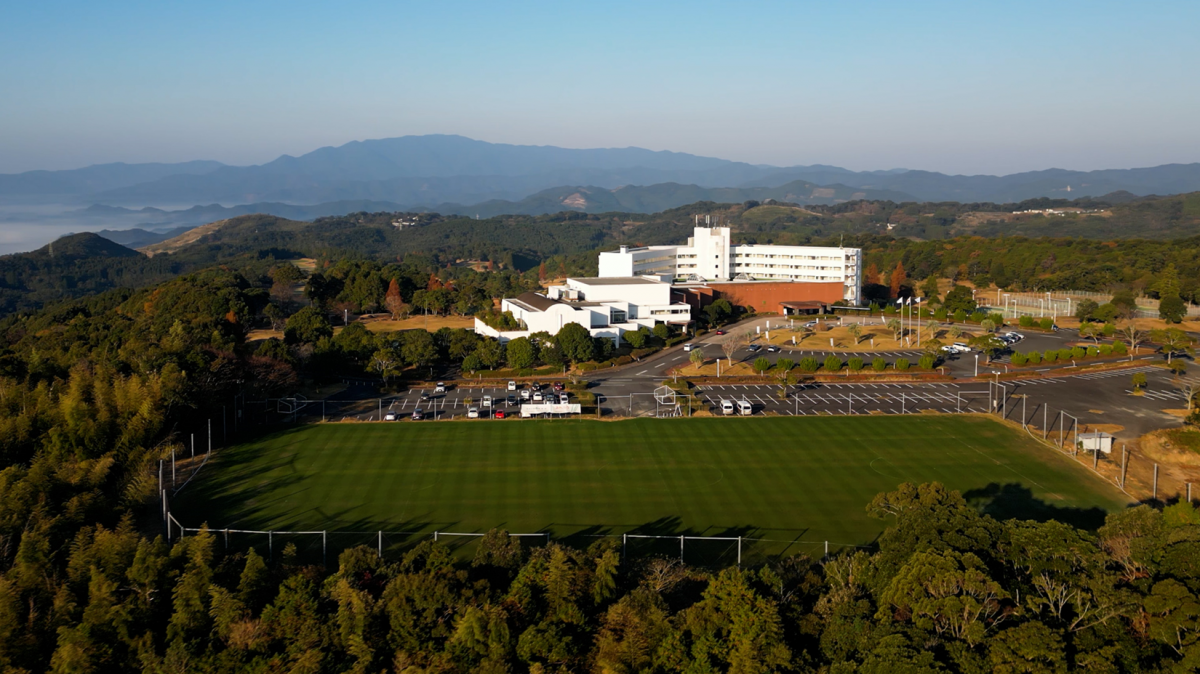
[
  {"left": 482, "top": 395, "right": 492, "bottom": 408},
  {"left": 737, "top": 400, "right": 753, "bottom": 416},
  {"left": 952, "top": 342, "right": 971, "bottom": 353},
  {"left": 721, "top": 400, "right": 735, "bottom": 415},
  {"left": 507, "top": 381, "right": 517, "bottom": 391}
]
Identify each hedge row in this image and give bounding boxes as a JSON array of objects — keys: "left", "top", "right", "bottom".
[{"left": 1009, "top": 340, "right": 1126, "bottom": 366}]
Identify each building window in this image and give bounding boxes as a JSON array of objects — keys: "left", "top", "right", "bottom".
[{"left": 610, "top": 309, "right": 627, "bottom": 324}]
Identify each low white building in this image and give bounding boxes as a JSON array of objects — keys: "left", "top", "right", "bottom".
[
  {"left": 1078, "top": 431, "right": 1115, "bottom": 454},
  {"left": 598, "top": 226, "right": 863, "bottom": 304},
  {"left": 474, "top": 277, "right": 692, "bottom": 344}
]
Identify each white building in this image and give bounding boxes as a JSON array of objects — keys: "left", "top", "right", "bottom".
[
  {"left": 598, "top": 226, "right": 863, "bottom": 304},
  {"left": 473, "top": 277, "right": 691, "bottom": 344}
]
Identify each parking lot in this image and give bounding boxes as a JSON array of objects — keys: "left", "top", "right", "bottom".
[{"left": 695, "top": 382, "right": 997, "bottom": 415}]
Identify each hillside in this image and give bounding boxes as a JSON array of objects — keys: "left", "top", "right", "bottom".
[{"left": 28, "top": 232, "right": 141, "bottom": 260}]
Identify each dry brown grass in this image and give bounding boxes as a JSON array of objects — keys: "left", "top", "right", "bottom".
[
  {"left": 761, "top": 323, "right": 952, "bottom": 353},
  {"left": 358, "top": 315, "right": 474, "bottom": 332},
  {"left": 1139, "top": 428, "right": 1200, "bottom": 469}
]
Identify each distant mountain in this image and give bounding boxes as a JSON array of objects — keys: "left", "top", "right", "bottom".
[
  {"left": 29, "top": 232, "right": 140, "bottom": 260},
  {"left": 0, "top": 160, "right": 225, "bottom": 200}
]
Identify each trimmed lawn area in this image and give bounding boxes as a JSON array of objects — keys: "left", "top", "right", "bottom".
[{"left": 176, "top": 416, "right": 1129, "bottom": 559}]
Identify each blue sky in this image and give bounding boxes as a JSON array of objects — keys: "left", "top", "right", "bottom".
[{"left": 1, "top": 0, "right": 1198, "bottom": 175}]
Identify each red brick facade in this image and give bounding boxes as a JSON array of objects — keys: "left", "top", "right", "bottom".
[{"left": 674, "top": 281, "right": 844, "bottom": 315}]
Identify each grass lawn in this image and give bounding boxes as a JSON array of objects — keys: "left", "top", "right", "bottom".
[{"left": 176, "top": 416, "right": 1129, "bottom": 561}]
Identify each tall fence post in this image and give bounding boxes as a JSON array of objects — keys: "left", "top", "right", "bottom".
[
  {"left": 378, "top": 531, "right": 383, "bottom": 559},
  {"left": 679, "top": 535, "right": 684, "bottom": 562},
  {"left": 1043, "top": 404, "right": 1047, "bottom": 439},
  {"left": 269, "top": 531, "right": 273, "bottom": 561},
  {"left": 1121, "top": 445, "right": 1128, "bottom": 488},
  {"left": 172, "top": 446, "right": 176, "bottom": 488},
  {"left": 1154, "top": 464, "right": 1159, "bottom": 501},
  {"left": 191, "top": 433, "right": 195, "bottom": 459},
  {"left": 208, "top": 418, "right": 212, "bottom": 453},
  {"left": 824, "top": 540, "right": 829, "bottom": 560},
  {"left": 737, "top": 536, "right": 742, "bottom": 567},
  {"left": 622, "top": 533, "right": 626, "bottom": 565},
  {"left": 1189, "top": 483, "right": 1193, "bottom": 503},
  {"left": 1093, "top": 447, "right": 1099, "bottom": 470},
  {"left": 323, "top": 531, "right": 327, "bottom": 566}
]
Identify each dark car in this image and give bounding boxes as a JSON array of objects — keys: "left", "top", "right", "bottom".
[
  {"left": 552, "top": 382, "right": 564, "bottom": 392},
  {"left": 746, "top": 344, "right": 762, "bottom": 353},
  {"left": 766, "top": 345, "right": 780, "bottom": 353},
  {"left": 411, "top": 408, "right": 425, "bottom": 420},
  {"left": 507, "top": 395, "right": 517, "bottom": 405}
]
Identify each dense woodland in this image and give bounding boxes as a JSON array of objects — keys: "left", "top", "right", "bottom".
[{"left": 0, "top": 202, "right": 1199, "bottom": 669}]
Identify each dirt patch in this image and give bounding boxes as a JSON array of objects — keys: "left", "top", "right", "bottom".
[{"left": 1139, "top": 428, "right": 1200, "bottom": 469}]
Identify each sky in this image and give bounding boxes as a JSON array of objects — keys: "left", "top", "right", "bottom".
[{"left": 1, "top": 0, "right": 1199, "bottom": 176}]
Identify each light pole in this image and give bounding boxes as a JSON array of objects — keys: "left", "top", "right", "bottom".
[{"left": 974, "top": 353, "right": 979, "bottom": 377}]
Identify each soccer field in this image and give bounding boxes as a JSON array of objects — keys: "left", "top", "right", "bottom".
[{"left": 176, "top": 416, "right": 1128, "bottom": 559}]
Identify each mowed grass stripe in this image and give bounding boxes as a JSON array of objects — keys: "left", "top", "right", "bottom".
[{"left": 178, "top": 417, "right": 1129, "bottom": 547}]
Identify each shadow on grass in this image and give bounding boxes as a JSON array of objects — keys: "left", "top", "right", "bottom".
[{"left": 963, "top": 482, "right": 1110, "bottom": 530}]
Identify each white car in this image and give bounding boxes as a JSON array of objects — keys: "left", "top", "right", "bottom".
[
  {"left": 737, "top": 400, "right": 753, "bottom": 416},
  {"left": 383, "top": 411, "right": 397, "bottom": 421},
  {"left": 533, "top": 391, "right": 544, "bottom": 402},
  {"left": 467, "top": 407, "right": 480, "bottom": 419},
  {"left": 434, "top": 382, "right": 446, "bottom": 393},
  {"left": 507, "top": 381, "right": 517, "bottom": 391},
  {"left": 482, "top": 395, "right": 493, "bottom": 408},
  {"left": 520, "top": 389, "right": 531, "bottom": 400},
  {"left": 682, "top": 343, "right": 694, "bottom": 352},
  {"left": 721, "top": 400, "right": 735, "bottom": 415},
  {"left": 951, "top": 342, "right": 972, "bottom": 353},
  {"left": 558, "top": 392, "right": 570, "bottom": 404}
]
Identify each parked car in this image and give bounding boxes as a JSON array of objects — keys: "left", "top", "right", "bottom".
[
  {"left": 746, "top": 344, "right": 762, "bottom": 353},
  {"left": 467, "top": 407, "right": 480, "bottom": 419},
  {"left": 531, "top": 382, "right": 542, "bottom": 391},
  {"left": 803, "top": 321, "right": 817, "bottom": 328},
  {"left": 411, "top": 408, "right": 425, "bottom": 420},
  {"left": 737, "top": 400, "right": 753, "bottom": 416},
  {"left": 532, "top": 391, "right": 544, "bottom": 402},
  {"left": 682, "top": 343, "right": 694, "bottom": 352},
  {"left": 434, "top": 382, "right": 446, "bottom": 393},
  {"left": 559, "top": 393, "right": 571, "bottom": 404},
  {"left": 951, "top": 342, "right": 972, "bottom": 353},
  {"left": 552, "top": 382, "right": 564, "bottom": 392},
  {"left": 507, "top": 381, "right": 517, "bottom": 391},
  {"left": 419, "top": 392, "right": 430, "bottom": 401},
  {"left": 721, "top": 400, "right": 735, "bottom": 415},
  {"left": 482, "top": 395, "right": 492, "bottom": 408},
  {"left": 766, "top": 345, "right": 780, "bottom": 353},
  {"left": 494, "top": 409, "right": 507, "bottom": 419},
  {"left": 506, "top": 395, "right": 517, "bottom": 405},
  {"left": 520, "top": 389, "right": 531, "bottom": 400},
  {"left": 384, "top": 411, "right": 398, "bottom": 421}
]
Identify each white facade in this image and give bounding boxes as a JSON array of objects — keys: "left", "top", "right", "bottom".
[
  {"left": 473, "top": 277, "right": 691, "bottom": 344},
  {"left": 598, "top": 226, "right": 863, "bottom": 304}
]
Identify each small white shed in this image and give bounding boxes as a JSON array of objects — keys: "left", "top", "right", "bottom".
[{"left": 1078, "top": 431, "right": 1115, "bottom": 454}]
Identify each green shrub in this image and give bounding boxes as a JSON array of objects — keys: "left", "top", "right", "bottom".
[
  {"left": 1019, "top": 315, "right": 1034, "bottom": 327},
  {"left": 872, "top": 357, "right": 887, "bottom": 372},
  {"left": 918, "top": 355, "right": 935, "bottom": 370},
  {"left": 1086, "top": 346, "right": 1099, "bottom": 357},
  {"left": 1099, "top": 344, "right": 1113, "bottom": 356},
  {"left": 953, "top": 309, "right": 967, "bottom": 323},
  {"left": 895, "top": 358, "right": 910, "bottom": 371},
  {"left": 577, "top": 362, "right": 600, "bottom": 372},
  {"left": 630, "top": 347, "right": 657, "bottom": 360},
  {"left": 1010, "top": 352, "right": 1027, "bottom": 367},
  {"left": 798, "top": 357, "right": 819, "bottom": 373},
  {"left": 1039, "top": 317, "right": 1053, "bottom": 330},
  {"left": 969, "top": 312, "right": 986, "bottom": 323},
  {"left": 613, "top": 355, "right": 634, "bottom": 366},
  {"left": 823, "top": 355, "right": 843, "bottom": 372},
  {"left": 934, "top": 308, "right": 948, "bottom": 320},
  {"left": 1113, "top": 340, "right": 1128, "bottom": 355},
  {"left": 848, "top": 357, "right": 864, "bottom": 372},
  {"left": 1069, "top": 347, "right": 1085, "bottom": 360},
  {"left": 1026, "top": 351, "right": 1041, "bottom": 365},
  {"left": 1043, "top": 350, "right": 1058, "bottom": 363}
]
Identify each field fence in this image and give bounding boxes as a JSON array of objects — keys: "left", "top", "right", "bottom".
[
  {"left": 165, "top": 513, "right": 865, "bottom": 568},
  {"left": 979, "top": 290, "right": 1200, "bottom": 320}
]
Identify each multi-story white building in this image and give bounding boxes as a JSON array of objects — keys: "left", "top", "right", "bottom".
[
  {"left": 598, "top": 226, "right": 863, "bottom": 304},
  {"left": 473, "top": 277, "right": 691, "bottom": 344}
]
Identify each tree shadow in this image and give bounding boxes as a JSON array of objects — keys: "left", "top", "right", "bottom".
[{"left": 963, "top": 482, "right": 1109, "bottom": 530}]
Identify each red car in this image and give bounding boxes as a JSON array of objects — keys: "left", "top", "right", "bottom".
[
  {"left": 715, "top": 329, "right": 726, "bottom": 335},
  {"left": 552, "top": 382, "right": 564, "bottom": 392},
  {"left": 493, "top": 409, "right": 507, "bottom": 419}
]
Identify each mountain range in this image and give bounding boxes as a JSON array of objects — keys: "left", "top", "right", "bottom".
[{"left": 5, "top": 135, "right": 1200, "bottom": 209}]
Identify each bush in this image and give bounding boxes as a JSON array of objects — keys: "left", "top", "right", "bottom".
[
  {"left": 918, "top": 355, "right": 935, "bottom": 370},
  {"left": 1043, "top": 350, "right": 1058, "bottom": 363},
  {"left": 577, "top": 362, "right": 600, "bottom": 372},
  {"left": 895, "top": 358, "right": 910, "bottom": 371},
  {"left": 848, "top": 357, "right": 864, "bottom": 372},
  {"left": 1026, "top": 351, "right": 1041, "bottom": 365},
  {"left": 1112, "top": 340, "right": 1128, "bottom": 355},
  {"left": 1018, "top": 315, "right": 1034, "bottom": 328},
  {"left": 753, "top": 357, "right": 772, "bottom": 374},
  {"left": 823, "top": 355, "right": 843, "bottom": 372},
  {"left": 1039, "top": 317, "right": 1053, "bottom": 330},
  {"left": 1099, "top": 344, "right": 1113, "bottom": 356},
  {"left": 630, "top": 347, "right": 657, "bottom": 360},
  {"left": 652, "top": 323, "right": 671, "bottom": 340},
  {"left": 612, "top": 355, "right": 634, "bottom": 366},
  {"left": 934, "top": 308, "right": 948, "bottom": 321},
  {"left": 1011, "top": 352, "right": 1027, "bottom": 367},
  {"left": 953, "top": 309, "right": 967, "bottom": 323},
  {"left": 1086, "top": 346, "right": 1099, "bottom": 357},
  {"left": 1069, "top": 347, "right": 1085, "bottom": 360},
  {"left": 798, "top": 357, "right": 819, "bottom": 373},
  {"left": 1132, "top": 372, "right": 1147, "bottom": 389},
  {"left": 968, "top": 312, "right": 986, "bottom": 323},
  {"left": 872, "top": 357, "right": 887, "bottom": 372}
]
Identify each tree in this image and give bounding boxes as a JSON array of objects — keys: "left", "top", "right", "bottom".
[
  {"left": 1159, "top": 294, "right": 1187, "bottom": 324},
  {"left": 506, "top": 336, "right": 536, "bottom": 369},
  {"left": 556, "top": 323, "right": 595, "bottom": 363},
  {"left": 970, "top": 334, "right": 1006, "bottom": 363},
  {"left": 704, "top": 298, "right": 734, "bottom": 325},
  {"left": 890, "top": 261, "right": 907, "bottom": 299},
  {"left": 623, "top": 329, "right": 648, "bottom": 349},
  {"left": 371, "top": 348, "right": 401, "bottom": 383},
  {"left": 1120, "top": 324, "right": 1146, "bottom": 360},
  {"left": 774, "top": 358, "right": 795, "bottom": 396},
  {"left": 753, "top": 357, "right": 771, "bottom": 375},
  {"left": 980, "top": 319, "right": 996, "bottom": 333},
  {"left": 1075, "top": 299, "right": 1099, "bottom": 322},
  {"left": 1132, "top": 371, "right": 1148, "bottom": 390},
  {"left": 925, "top": 320, "right": 940, "bottom": 339},
  {"left": 847, "top": 322, "right": 862, "bottom": 344},
  {"left": 943, "top": 285, "right": 977, "bottom": 314},
  {"left": 1110, "top": 289, "right": 1138, "bottom": 319},
  {"left": 824, "top": 355, "right": 843, "bottom": 372},
  {"left": 1153, "top": 328, "right": 1195, "bottom": 364},
  {"left": 886, "top": 318, "right": 903, "bottom": 342},
  {"left": 263, "top": 302, "right": 285, "bottom": 331},
  {"left": 920, "top": 276, "right": 940, "bottom": 304},
  {"left": 284, "top": 307, "right": 333, "bottom": 345},
  {"left": 689, "top": 348, "right": 704, "bottom": 371},
  {"left": 384, "top": 279, "right": 409, "bottom": 319},
  {"left": 652, "top": 323, "right": 670, "bottom": 340},
  {"left": 720, "top": 337, "right": 739, "bottom": 370},
  {"left": 401, "top": 330, "right": 438, "bottom": 367}
]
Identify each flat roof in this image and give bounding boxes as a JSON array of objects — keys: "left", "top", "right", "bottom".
[{"left": 571, "top": 277, "right": 663, "bottom": 286}]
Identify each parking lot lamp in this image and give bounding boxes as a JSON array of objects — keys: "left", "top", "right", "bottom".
[{"left": 974, "top": 353, "right": 979, "bottom": 377}]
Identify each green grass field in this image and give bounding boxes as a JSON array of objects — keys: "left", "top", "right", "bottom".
[{"left": 176, "top": 416, "right": 1129, "bottom": 559}]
